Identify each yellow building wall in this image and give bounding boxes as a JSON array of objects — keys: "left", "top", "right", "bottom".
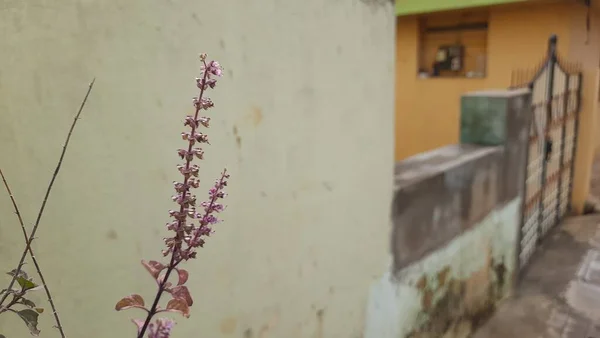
[
  {"left": 395, "top": 17, "right": 487, "bottom": 160},
  {"left": 395, "top": 2, "right": 600, "bottom": 212},
  {"left": 566, "top": 7, "right": 600, "bottom": 211},
  {"left": 396, "top": 3, "right": 572, "bottom": 162}
]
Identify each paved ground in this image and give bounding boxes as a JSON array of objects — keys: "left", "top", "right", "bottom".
[{"left": 474, "top": 215, "right": 600, "bottom": 338}]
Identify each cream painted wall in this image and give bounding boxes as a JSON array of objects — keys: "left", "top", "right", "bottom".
[{"left": 0, "top": 1, "right": 395, "bottom": 337}]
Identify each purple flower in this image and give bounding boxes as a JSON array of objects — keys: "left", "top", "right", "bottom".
[
  {"left": 116, "top": 53, "right": 231, "bottom": 338},
  {"left": 147, "top": 318, "right": 175, "bottom": 338}
]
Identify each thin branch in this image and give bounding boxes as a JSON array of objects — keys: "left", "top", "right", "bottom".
[
  {"left": 0, "top": 78, "right": 96, "bottom": 338},
  {"left": 0, "top": 168, "right": 66, "bottom": 336}
]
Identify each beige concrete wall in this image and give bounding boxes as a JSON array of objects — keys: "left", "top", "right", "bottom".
[{"left": 0, "top": 1, "right": 395, "bottom": 337}]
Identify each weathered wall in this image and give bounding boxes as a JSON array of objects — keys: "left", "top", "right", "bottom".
[
  {"left": 366, "top": 145, "right": 522, "bottom": 338},
  {"left": 0, "top": 1, "right": 395, "bottom": 337},
  {"left": 367, "top": 89, "right": 529, "bottom": 338}
]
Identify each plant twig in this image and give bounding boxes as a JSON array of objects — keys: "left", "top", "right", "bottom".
[
  {"left": 0, "top": 168, "right": 66, "bottom": 336},
  {"left": 0, "top": 78, "right": 96, "bottom": 337}
]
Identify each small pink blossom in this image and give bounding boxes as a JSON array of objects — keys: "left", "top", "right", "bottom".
[
  {"left": 117, "top": 54, "right": 230, "bottom": 338},
  {"left": 147, "top": 318, "right": 175, "bottom": 338}
]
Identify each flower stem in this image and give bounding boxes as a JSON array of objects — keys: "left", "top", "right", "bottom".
[{"left": 137, "top": 61, "right": 210, "bottom": 338}]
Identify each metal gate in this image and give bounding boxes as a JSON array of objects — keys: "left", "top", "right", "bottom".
[{"left": 510, "top": 35, "right": 582, "bottom": 270}]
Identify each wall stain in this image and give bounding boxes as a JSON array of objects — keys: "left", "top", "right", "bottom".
[
  {"left": 233, "top": 126, "right": 242, "bottom": 149},
  {"left": 157, "top": 170, "right": 168, "bottom": 182},
  {"left": 407, "top": 259, "right": 507, "bottom": 338},
  {"left": 243, "top": 328, "right": 253, "bottom": 338},
  {"left": 106, "top": 229, "right": 118, "bottom": 240},
  {"left": 250, "top": 106, "right": 263, "bottom": 126},
  {"left": 257, "top": 324, "right": 269, "bottom": 338},
  {"left": 219, "top": 39, "right": 226, "bottom": 50},
  {"left": 219, "top": 317, "right": 237, "bottom": 334},
  {"left": 316, "top": 308, "right": 325, "bottom": 338},
  {"left": 437, "top": 266, "right": 451, "bottom": 287},
  {"left": 416, "top": 275, "right": 428, "bottom": 290},
  {"left": 191, "top": 12, "right": 202, "bottom": 26}
]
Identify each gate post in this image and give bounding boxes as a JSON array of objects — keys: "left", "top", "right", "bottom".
[
  {"left": 538, "top": 35, "right": 557, "bottom": 239},
  {"left": 460, "top": 88, "right": 532, "bottom": 287},
  {"left": 556, "top": 70, "right": 570, "bottom": 223}
]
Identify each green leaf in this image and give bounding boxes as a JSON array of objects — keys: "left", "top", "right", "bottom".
[
  {"left": 16, "top": 309, "right": 40, "bottom": 336},
  {"left": 6, "top": 270, "right": 38, "bottom": 291},
  {"left": 15, "top": 277, "right": 37, "bottom": 291}
]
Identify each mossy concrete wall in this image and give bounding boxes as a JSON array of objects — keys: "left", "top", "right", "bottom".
[
  {"left": 365, "top": 90, "right": 530, "bottom": 338},
  {"left": 366, "top": 196, "right": 520, "bottom": 337}
]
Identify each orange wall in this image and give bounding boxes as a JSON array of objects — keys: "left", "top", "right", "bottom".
[
  {"left": 566, "top": 8, "right": 600, "bottom": 210},
  {"left": 395, "top": 17, "right": 486, "bottom": 160},
  {"left": 395, "top": 3, "right": 573, "bottom": 161}
]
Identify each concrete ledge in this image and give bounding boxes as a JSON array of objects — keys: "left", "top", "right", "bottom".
[{"left": 391, "top": 144, "right": 505, "bottom": 272}]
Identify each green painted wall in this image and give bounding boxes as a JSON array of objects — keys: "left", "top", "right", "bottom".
[{"left": 396, "top": 0, "right": 528, "bottom": 16}]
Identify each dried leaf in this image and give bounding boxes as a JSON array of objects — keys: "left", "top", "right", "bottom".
[
  {"left": 166, "top": 298, "right": 190, "bottom": 318},
  {"left": 17, "top": 309, "right": 40, "bottom": 336},
  {"left": 170, "top": 285, "right": 193, "bottom": 306},
  {"left": 19, "top": 298, "right": 36, "bottom": 308},
  {"left": 115, "top": 294, "right": 147, "bottom": 312},
  {"left": 7, "top": 269, "right": 28, "bottom": 280},
  {"left": 34, "top": 308, "right": 43, "bottom": 314},
  {"left": 141, "top": 260, "right": 166, "bottom": 279},
  {"left": 0, "top": 334, "right": 6, "bottom": 338},
  {"left": 176, "top": 269, "right": 189, "bottom": 285}
]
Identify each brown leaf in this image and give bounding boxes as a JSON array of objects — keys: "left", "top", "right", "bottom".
[
  {"left": 142, "top": 260, "right": 166, "bottom": 279},
  {"left": 176, "top": 269, "right": 189, "bottom": 285},
  {"left": 115, "top": 294, "right": 147, "bottom": 311},
  {"left": 170, "top": 285, "right": 193, "bottom": 306},
  {"left": 166, "top": 298, "right": 190, "bottom": 318}
]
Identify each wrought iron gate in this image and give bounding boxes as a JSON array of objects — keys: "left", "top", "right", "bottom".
[{"left": 510, "top": 35, "right": 582, "bottom": 270}]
